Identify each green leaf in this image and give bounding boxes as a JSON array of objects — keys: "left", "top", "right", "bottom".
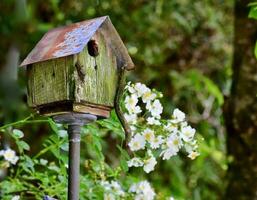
[
  {"left": 21, "top": 155, "right": 35, "bottom": 173},
  {"left": 12, "top": 129, "right": 24, "bottom": 138},
  {"left": 116, "top": 145, "right": 130, "bottom": 160},
  {"left": 249, "top": 5, "right": 257, "bottom": 19},
  {"left": 48, "top": 118, "right": 59, "bottom": 134},
  {"left": 120, "top": 157, "right": 128, "bottom": 172},
  {"left": 17, "top": 140, "right": 30, "bottom": 151}
]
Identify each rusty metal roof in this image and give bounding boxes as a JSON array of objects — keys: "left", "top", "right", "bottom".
[{"left": 20, "top": 16, "right": 134, "bottom": 70}]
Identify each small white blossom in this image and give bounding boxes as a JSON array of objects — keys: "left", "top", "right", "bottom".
[
  {"left": 101, "top": 181, "right": 112, "bottom": 191},
  {"left": 128, "top": 134, "right": 146, "bottom": 151},
  {"left": 130, "top": 105, "right": 142, "bottom": 114},
  {"left": 147, "top": 99, "right": 163, "bottom": 118},
  {"left": 130, "top": 181, "right": 156, "bottom": 200},
  {"left": 101, "top": 181, "right": 125, "bottom": 199},
  {"left": 143, "top": 155, "right": 157, "bottom": 173},
  {"left": 150, "top": 135, "right": 164, "bottom": 149},
  {"left": 1, "top": 149, "right": 19, "bottom": 165},
  {"left": 161, "top": 134, "right": 182, "bottom": 160},
  {"left": 127, "top": 157, "right": 144, "bottom": 167},
  {"left": 124, "top": 113, "right": 137, "bottom": 124},
  {"left": 11, "top": 196, "right": 20, "bottom": 200},
  {"left": 125, "top": 94, "right": 138, "bottom": 111},
  {"left": 172, "top": 108, "right": 185, "bottom": 122},
  {"left": 104, "top": 193, "right": 115, "bottom": 200},
  {"left": 134, "top": 83, "right": 149, "bottom": 97},
  {"left": 110, "top": 181, "right": 125, "bottom": 196},
  {"left": 184, "top": 140, "right": 198, "bottom": 154},
  {"left": 142, "top": 89, "right": 156, "bottom": 103},
  {"left": 188, "top": 151, "right": 200, "bottom": 160},
  {"left": 126, "top": 82, "right": 136, "bottom": 94},
  {"left": 39, "top": 159, "right": 48, "bottom": 165},
  {"left": 181, "top": 126, "right": 196, "bottom": 142},
  {"left": 142, "top": 129, "right": 155, "bottom": 143},
  {"left": 169, "top": 197, "right": 175, "bottom": 200},
  {"left": 164, "top": 122, "right": 178, "bottom": 133},
  {"left": 147, "top": 117, "right": 161, "bottom": 125}
]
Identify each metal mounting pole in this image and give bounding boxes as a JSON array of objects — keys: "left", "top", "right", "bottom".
[
  {"left": 53, "top": 113, "right": 97, "bottom": 200},
  {"left": 68, "top": 124, "right": 81, "bottom": 200}
]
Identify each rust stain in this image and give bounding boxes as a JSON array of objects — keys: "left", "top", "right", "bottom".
[{"left": 21, "top": 16, "right": 107, "bottom": 66}]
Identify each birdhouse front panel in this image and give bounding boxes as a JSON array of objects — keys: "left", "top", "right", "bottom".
[{"left": 74, "top": 30, "right": 118, "bottom": 107}]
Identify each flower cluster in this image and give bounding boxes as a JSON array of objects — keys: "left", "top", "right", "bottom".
[
  {"left": 124, "top": 82, "right": 200, "bottom": 173},
  {"left": 101, "top": 180, "right": 155, "bottom": 200},
  {"left": 129, "top": 180, "right": 156, "bottom": 200},
  {"left": 0, "top": 148, "right": 19, "bottom": 167},
  {"left": 100, "top": 180, "right": 125, "bottom": 200}
]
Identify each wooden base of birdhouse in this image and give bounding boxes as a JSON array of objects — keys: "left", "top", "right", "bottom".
[{"left": 36, "top": 101, "right": 111, "bottom": 118}]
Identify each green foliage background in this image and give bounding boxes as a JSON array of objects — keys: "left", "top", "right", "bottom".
[{"left": 0, "top": 0, "right": 233, "bottom": 199}]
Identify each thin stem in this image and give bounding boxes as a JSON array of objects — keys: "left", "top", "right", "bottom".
[{"left": 0, "top": 119, "right": 49, "bottom": 130}]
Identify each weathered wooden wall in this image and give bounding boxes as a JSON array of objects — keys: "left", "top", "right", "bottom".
[
  {"left": 27, "top": 30, "right": 118, "bottom": 110},
  {"left": 74, "top": 29, "right": 118, "bottom": 107}
]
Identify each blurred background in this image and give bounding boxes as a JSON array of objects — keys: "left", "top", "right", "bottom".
[{"left": 0, "top": 0, "right": 256, "bottom": 199}]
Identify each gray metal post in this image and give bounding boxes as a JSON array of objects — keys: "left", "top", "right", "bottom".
[
  {"left": 53, "top": 113, "right": 97, "bottom": 200},
  {"left": 68, "top": 125, "right": 81, "bottom": 200}
]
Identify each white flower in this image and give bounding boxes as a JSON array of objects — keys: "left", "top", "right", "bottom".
[
  {"left": 161, "top": 134, "right": 182, "bottom": 160},
  {"left": 143, "top": 155, "right": 157, "bottom": 173},
  {"left": 130, "top": 105, "right": 142, "bottom": 114},
  {"left": 134, "top": 83, "right": 149, "bottom": 97},
  {"left": 169, "top": 197, "right": 175, "bottom": 200},
  {"left": 101, "top": 181, "right": 112, "bottom": 191},
  {"left": 150, "top": 135, "right": 164, "bottom": 149},
  {"left": 171, "top": 108, "right": 185, "bottom": 122},
  {"left": 125, "top": 94, "right": 138, "bottom": 111},
  {"left": 147, "top": 100, "right": 163, "bottom": 118},
  {"left": 184, "top": 140, "right": 198, "bottom": 154},
  {"left": 39, "top": 159, "right": 48, "bottom": 165},
  {"left": 2, "top": 149, "right": 19, "bottom": 165},
  {"left": 147, "top": 117, "right": 161, "bottom": 125},
  {"left": 181, "top": 126, "right": 196, "bottom": 142},
  {"left": 188, "top": 151, "right": 200, "bottom": 160},
  {"left": 110, "top": 181, "right": 125, "bottom": 196},
  {"left": 142, "top": 89, "right": 156, "bottom": 103},
  {"left": 11, "top": 196, "right": 20, "bottom": 200},
  {"left": 127, "top": 157, "right": 144, "bottom": 167},
  {"left": 104, "top": 193, "right": 115, "bottom": 200},
  {"left": 124, "top": 113, "right": 137, "bottom": 124},
  {"left": 142, "top": 129, "right": 155, "bottom": 143},
  {"left": 128, "top": 134, "right": 146, "bottom": 151},
  {"left": 164, "top": 122, "right": 178, "bottom": 133},
  {"left": 101, "top": 181, "right": 124, "bottom": 198},
  {"left": 126, "top": 82, "right": 136, "bottom": 94},
  {"left": 130, "top": 181, "right": 156, "bottom": 200}
]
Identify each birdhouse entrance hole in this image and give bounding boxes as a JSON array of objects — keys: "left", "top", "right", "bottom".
[{"left": 87, "top": 40, "right": 99, "bottom": 57}]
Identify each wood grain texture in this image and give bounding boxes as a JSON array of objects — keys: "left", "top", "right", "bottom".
[
  {"left": 27, "top": 56, "right": 73, "bottom": 106},
  {"left": 74, "top": 30, "right": 118, "bottom": 107}
]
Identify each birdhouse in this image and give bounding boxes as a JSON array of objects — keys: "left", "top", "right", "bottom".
[{"left": 21, "top": 16, "right": 134, "bottom": 118}]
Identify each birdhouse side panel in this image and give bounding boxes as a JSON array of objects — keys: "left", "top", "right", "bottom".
[
  {"left": 95, "top": 30, "right": 118, "bottom": 106},
  {"left": 27, "top": 56, "right": 74, "bottom": 107},
  {"left": 74, "top": 31, "right": 118, "bottom": 107}
]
